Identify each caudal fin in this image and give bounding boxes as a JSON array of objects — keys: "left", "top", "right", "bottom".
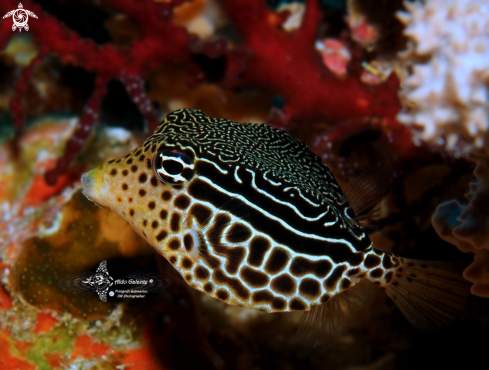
[{"left": 385, "top": 258, "right": 470, "bottom": 332}]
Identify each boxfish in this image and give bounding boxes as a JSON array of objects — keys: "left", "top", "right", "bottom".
[{"left": 82, "top": 108, "right": 469, "bottom": 343}]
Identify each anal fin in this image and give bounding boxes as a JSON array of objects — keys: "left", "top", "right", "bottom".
[{"left": 297, "top": 279, "right": 372, "bottom": 347}]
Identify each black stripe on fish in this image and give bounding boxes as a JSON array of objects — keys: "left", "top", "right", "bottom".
[
  {"left": 192, "top": 160, "right": 370, "bottom": 248},
  {"left": 187, "top": 178, "right": 366, "bottom": 264}
]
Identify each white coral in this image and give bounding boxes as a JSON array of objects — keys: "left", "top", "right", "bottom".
[{"left": 397, "top": 0, "right": 489, "bottom": 153}]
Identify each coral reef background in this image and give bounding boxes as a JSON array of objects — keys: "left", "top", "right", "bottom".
[{"left": 0, "top": 0, "right": 488, "bottom": 369}]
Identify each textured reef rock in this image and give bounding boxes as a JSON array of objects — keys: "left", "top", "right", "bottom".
[
  {"left": 433, "top": 152, "right": 489, "bottom": 297},
  {"left": 396, "top": 0, "right": 489, "bottom": 153}
]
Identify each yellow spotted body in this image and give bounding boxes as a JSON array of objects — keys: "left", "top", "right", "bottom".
[{"left": 82, "top": 109, "right": 469, "bottom": 332}]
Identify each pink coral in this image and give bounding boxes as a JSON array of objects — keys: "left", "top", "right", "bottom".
[{"left": 315, "top": 38, "right": 351, "bottom": 79}]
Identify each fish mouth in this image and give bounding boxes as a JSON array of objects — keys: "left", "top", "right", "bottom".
[
  {"left": 81, "top": 167, "right": 109, "bottom": 207},
  {"left": 81, "top": 169, "right": 97, "bottom": 202}
]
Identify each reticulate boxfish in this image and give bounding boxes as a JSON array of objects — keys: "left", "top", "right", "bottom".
[{"left": 81, "top": 108, "right": 469, "bottom": 341}]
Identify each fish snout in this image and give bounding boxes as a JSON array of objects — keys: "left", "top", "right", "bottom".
[
  {"left": 81, "top": 167, "right": 109, "bottom": 207},
  {"left": 81, "top": 170, "right": 95, "bottom": 198}
]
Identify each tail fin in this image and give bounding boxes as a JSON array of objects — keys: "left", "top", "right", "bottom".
[{"left": 385, "top": 258, "right": 470, "bottom": 332}]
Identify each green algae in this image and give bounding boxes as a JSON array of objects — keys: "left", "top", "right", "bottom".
[{"left": 24, "top": 326, "right": 74, "bottom": 370}]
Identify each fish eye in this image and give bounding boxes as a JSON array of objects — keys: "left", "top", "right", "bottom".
[
  {"left": 153, "top": 148, "right": 195, "bottom": 185},
  {"left": 163, "top": 159, "right": 183, "bottom": 175}
]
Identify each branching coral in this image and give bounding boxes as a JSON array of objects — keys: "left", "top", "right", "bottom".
[
  {"left": 44, "top": 75, "right": 109, "bottom": 185},
  {"left": 396, "top": 0, "right": 489, "bottom": 153},
  {"left": 218, "top": 0, "right": 401, "bottom": 126},
  {"left": 1, "top": 0, "right": 407, "bottom": 188},
  {"left": 432, "top": 153, "right": 489, "bottom": 297},
  {"left": 0, "top": 0, "right": 190, "bottom": 184}
]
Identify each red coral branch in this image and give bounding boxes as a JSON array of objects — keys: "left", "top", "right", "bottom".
[
  {"left": 44, "top": 75, "right": 109, "bottom": 185},
  {"left": 121, "top": 74, "right": 160, "bottom": 132},
  {"left": 1, "top": 0, "right": 412, "bottom": 188},
  {"left": 219, "top": 0, "right": 402, "bottom": 127},
  {"left": 10, "top": 55, "right": 43, "bottom": 133},
  {"left": 11, "top": 0, "right": 191, "bottom": 78},
  {"left": 0, "top": 13, "right": 12, "bottom": 49},
  {"left": 0, "top": 0, "right": 194, "bottom": 185}
]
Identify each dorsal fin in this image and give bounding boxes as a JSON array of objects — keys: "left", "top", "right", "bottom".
[{"left": 344, "top": 166, "right": 391, "bottom": 225}]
